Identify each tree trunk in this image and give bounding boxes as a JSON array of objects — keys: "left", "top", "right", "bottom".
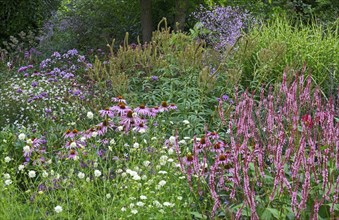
[
  {"left": 140, "top": 0, "right": 152, "bottom": 42},
  {"left": 174, "top": 0, "right": 189, "bottom": 31}
]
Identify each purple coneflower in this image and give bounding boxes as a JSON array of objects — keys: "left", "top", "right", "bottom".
[
  {"left": 68, "top": 149, "right": 78, "bottom": 160},
  {"left": 168, "top": 103, "right": 177, "bottom": 110},
  {"left": 99, "top": 107, "right": 114, "bottom": 118},
  {"left": 133, "top": 122, "right": 148, "bottom": 133},
  {"left": 64, "top": 129, "right": 80, "bottom": 139},
  {"left": 112, "top": 95, "right": 127, "bottom": 104},
  {"left": 134, "top": 104, "right": 151, "bottom": 116},
  {"left": 96, "top": 119, "right": 115, "bottom": 136},
  {"left": 159, "top": 101, "right": 170, "bottom": 112},
  {"left": 120, "top": 110, "right": 142, "bottom": 132},
  {"left": 110, "top": 102, "right": 130, "bottom": 116},
  {"left": 183, "top": 153, "right": 194, "bottom": 166}
]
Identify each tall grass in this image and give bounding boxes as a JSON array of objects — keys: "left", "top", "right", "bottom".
[{"left": 228, "top": 16, "right": 338, "bottom": 96}]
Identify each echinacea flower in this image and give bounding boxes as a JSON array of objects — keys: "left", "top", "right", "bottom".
[
  {"left": 110, "top": 102, "right": 130, "bottom": 116},
  {"left": 68, "top": 149, "right": 78, "bottom": 160},
  {"left": 134, "top": 104, "right": 151, "bottom": 116},
  {"left": 183, "top": 153, "right": 194, "bottom": 166},
  {"left": 133, "top": 122, "right": 148, "bottom": 133},
  {"left": 99, "top": 108, "right": 114, "bottom": 118},
  {"left": 168, "top": 103, "right": 177, "bottom": 110},
  {"left": 120, "top": 110, "right": 142, "bottom": 132},
  {"left": 159, "top": 101, "right": 170, "bottom": 112},
  {"left": 112, "top": 95, "right": 127, "bottom": 104}
]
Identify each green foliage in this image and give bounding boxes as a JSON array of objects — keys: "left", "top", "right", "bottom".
[
  {"left": 0, "top": 0, "right": 61, "bottom": 43},
  {"left": 226, "top": 16, "right": 338, "bottom": 96}
]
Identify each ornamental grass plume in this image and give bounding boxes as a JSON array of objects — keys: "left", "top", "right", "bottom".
[{"left": 174, "top": 67, "right": 339, "bottom": 219}]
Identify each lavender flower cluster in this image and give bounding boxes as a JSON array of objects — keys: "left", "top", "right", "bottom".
[{"left": 192, "top": 5, "right": 250, "bottom": 50}]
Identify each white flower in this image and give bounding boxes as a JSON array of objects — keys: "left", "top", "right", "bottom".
[
  {"left": 158, "top": 171, "right": 167, "bottom": 174},
  {"left": 153, "top": 200, "right": 162, "bottom": 208},
  {"left": 106, "top": 193, "right": 111, "bottom": 199},
  {"left": 177, "top": 196, "right": 183, "bottom": 200},
  {"left": 18, "top": 165, "right": 24, "bottom": 172},
  {"left": 70, "top": 142, "right": 77, "bottom": 148},
  {"left": 121, "top": 207, "right": 126, "bottom": 212},
  {"left": 167, "top": 158, "right": 174, "bottom": 163},
  {"left": 169, "top": 136, "right": 176, "bottom": 144},
  {"left": 163, "top": 202, "right": 174, "bottom": 207},
  {"left": 140, "top": 195, "right": 147, "bottom": 200},
  {"left": 3, "top": 173, "right": 10, "bottom": 179},
  {"left": 91, "top": 132, "right": 98, "bottom": 138},
  {"left": 158, "top": 180, "right": 166, "bottom": 187},
  {"left": 110, "top": 139, "right": 116, "bottom": 145},
  {"left": 117, "top": 126, "right": 124, "bottom": 131},
  {"left": 143, "top": 161, "right": 151, "bottom": 167},
  {"left": 183, "top": 137, "right": 191, "bottom": 140},
  {"left": 18, "top": 133, "right": 26, "bottom": 140},
  {"left": 133, "top": 175, "right": 141, "bottom": 181},
  {"left": 93, "top": 162, "right": 98, "bottom": 168},
  {"left": 141, "top": 175, "right": 147, "bottom": 180},
  {"left": 42, "top": 171, "right": 49, "bottom": 178},
  {"left": 54, "top": 205, "right": 63, "bottom": 213},
  {"left": 131, "top": 209, "right": 138, "bottom": 214},
  {"left": 78, "top": 172, "right": 85, "bottom": 179},
  {"left": 136, "top": 201, "right": 145, "bottom": 207},
  {"left": 23, "top": 145, "right": 30, "bottom": 153},
  {"left": 116, "top": 169, "right": 123, "bottom": 173},
  {"left": 87, "top": 111, "right": 94, "bottom": 119},
  {"left": 4, "top": 157, "right": 11, "bottom": 163},
  {"left": 183, "top": 120, "right": 190, "bottom": 125},
  {"left": 129, "top": 203, "right": 135, "bottom": 208},
  {"left": 80, "top": 136, "right": 86, "bottom": 142},
  {"left": 133, "top": 142, "right": 139, "bottom": 149},
  {"left": 94, "top": 170, "right": 101, "bottom": 177},
  {"left": 168, "top": 148, "right": 174, "bottom": 155},
  {"left": 86, "top": 177, "right": 90, "bottom": 182},
  {"left": 26, "top": 139, "right": 33, "bottom": 144},
  {"left": 178, "top": 140, "right": 187, "bottom": 145},
  {"left": 151, "top": 137, "right": 157, "bottom": 140},
  {"left": 28, "top": 170, "right": 36, "bottom": 178},
  {"left": 5, "top": 179, "right": 12, "bottom": 186}
]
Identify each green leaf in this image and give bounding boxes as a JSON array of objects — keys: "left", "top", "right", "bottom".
[
  {"left": 261, "top": 208, "right": 272, "bottom": 220},
  {"left": 335, "top": 117, "right": 339, "bottom": 122},
  {"left": 320, "top": 145, "right": 329, "bottom": 151},
  {"left": 267, "top": 208, "right": 280, "bottom": 219},
  {"left": 190, "top": 212, "right": 207, "bottom": 219}
]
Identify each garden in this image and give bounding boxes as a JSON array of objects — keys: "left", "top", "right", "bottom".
[{"left": 0, "top": 0, "right": 338, "bottom": 219}]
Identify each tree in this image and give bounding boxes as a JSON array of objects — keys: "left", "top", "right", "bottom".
[{"left": 140, "top": 0, "right": 153, "bottom": 42}]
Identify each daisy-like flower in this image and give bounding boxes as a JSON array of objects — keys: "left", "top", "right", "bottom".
[
  {"left": 211, "top": 141, "right": 225, "bottom": 153},
  {"left": 120, "top": 110, "right": 142, "bottom": 132},
  {"left": 64, "top": 129, "right": 79, "bottom": 139},
  {"left": 68, "top": 149, "right": 78, "bottom": 160},
  {"left": 159, "top": 101, "right": 170, "bottom": 112},
  {"left": 207, "top": 131, "right": 219, "bottom": 140},
  {"left": 112, "top": 95, "right": 127, "bottom": 104},
  {"left": 23, "top": 145, "right": 33, "bottom": 157},
  {"left": 194, "top": 136, "right": 211, "bottom": 153},
  {"left": 110, "top": 102, "right": 130, "bottom": 116},
  {"left": 149, "top": 106, "right": 160, "bottom": 117},
  {"left": 183, "top": 153, "right": 194, "bottom": 166},
  {"left": 98, "top": 107, "right": 114, "bottom": 118},
  {"left": 216, "top": 154, "right": 229, "bottom": 166},
  {"left": 133, "top": 122, "right": 148, "bottom": 133},
  {"left": 134, "top": 104, "right": 151, "bottom": 116},
  {"left": 5, "top": 179, "right": 12, "bottom": 186},
  {"left": 168, "top": 103, "right": 177, "bottom": 110},
  {"left": 84, "top": 127, "right": 96, "bottom": 139},
  {"left": 96, "top": 119, "right": 115, "bottom": 136}
]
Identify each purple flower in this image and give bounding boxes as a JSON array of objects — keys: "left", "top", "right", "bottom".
[
  {"left": 31, "top": 81, "right": 38, "bottom": 87},
  {"left": 151, "top": 75, "right": 159, "bottom": 81}
]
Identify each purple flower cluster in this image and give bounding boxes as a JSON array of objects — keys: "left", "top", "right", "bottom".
[
  {"left": 172, "top": 70, "right": 339, "bottom": 218},
  {"left": 192, "top": 5, "right": 250, "bottom": 50}
]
